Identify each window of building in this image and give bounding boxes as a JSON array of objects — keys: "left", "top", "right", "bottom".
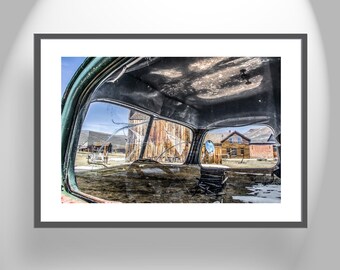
[{"left": 238, "top": 137, "right": 242, "bottom": 144}]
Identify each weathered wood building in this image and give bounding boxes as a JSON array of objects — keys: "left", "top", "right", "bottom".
[
  {"left": 221, "top": 131, "right": 251, "bottom": 159},
  {"left": 201, "top": 131, "right": 250, "bottom": 164},
  {"left": 78, "top": 130, "right": 126, "bottom": 153},
  {"left": 126, "top": 111, "right": 279, "bottom": 165},
  {"left": 126, "top": 111, "right": 192, "bottom": 163},
  {"left": 201, "top": 127, "right": 279, "bottom": 164}
]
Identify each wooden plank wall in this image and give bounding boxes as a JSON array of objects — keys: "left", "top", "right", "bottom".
[
  {"left": 221, "top": 142, "right": 250, "bottom": 159},
  {"left": 126, "top": 119, "right": 192, "bottom": 163},
  {"left": 201, "top": 144, "right": 223, "bottom": 164}
]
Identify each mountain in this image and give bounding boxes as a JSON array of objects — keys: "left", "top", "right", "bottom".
[{"left": 78, "top": 130, "right": 127, "bottom": 148}]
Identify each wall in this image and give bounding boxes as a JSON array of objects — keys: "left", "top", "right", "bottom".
[
  {"left": 249, "top": 144, "right": 274, "bottom": 159},
  {"left": 126, "top": 118, "right": 192, "bottom": 163},
  {"left": 221, "top": 134, "right": 250, "bottom": 159},
  {"left": 201, "top": 144, "right": 223, "bottom": 164},
  {"left": 0, "top": 1, "right": 336, "bottom": 270}
]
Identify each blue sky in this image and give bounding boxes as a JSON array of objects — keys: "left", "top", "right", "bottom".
[
  {"left": 211, "top": 126, "right": 262, "bottom": 134},
  {"left": 62, "top": 57, "right": 129, "bottom": 134},
  {"left": 61, "top": 57, "right": 263, "bottom": 135},
  {"left": 61, "top": 57, "right": 86, "bottom": 96},
  {"left": 82, "top": 102, "right": 130, "bottom": 134}
]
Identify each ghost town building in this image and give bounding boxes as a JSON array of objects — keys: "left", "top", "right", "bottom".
[{"left": 201, "top": 127, "right": 279, "bottom": 164}]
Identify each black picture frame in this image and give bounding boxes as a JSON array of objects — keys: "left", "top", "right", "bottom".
[{"left": 34, "top": 34, "right": 307, "bottom": 228}]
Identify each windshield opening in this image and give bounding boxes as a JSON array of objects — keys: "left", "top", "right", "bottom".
[{"left": 74, "top": 101, "right": 199, "bottom": 203}]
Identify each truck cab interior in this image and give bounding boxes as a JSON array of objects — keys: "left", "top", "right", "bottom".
[{"left": 62, "top": 57, "right": 281, "bottom": 203}]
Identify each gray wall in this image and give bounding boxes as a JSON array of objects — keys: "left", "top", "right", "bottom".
[{"left": 0, "top": 1, "right": 339, "bottom": 269}]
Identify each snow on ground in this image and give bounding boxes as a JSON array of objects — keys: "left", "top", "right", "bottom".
[
  {"left": 74, "top": 165, "right": 103, "bottom": 172},
  {"left": 202, "top": 164, "right": 229, "bottom": 168},
  {"left": 109, "top": 157, "right": 125, "bottom": 161},
  {"left": 141, "top": 168, "right": 166, "bottom": 174},
  {"left": 233, "top": 184, "right": 281, "bottom": 203}
]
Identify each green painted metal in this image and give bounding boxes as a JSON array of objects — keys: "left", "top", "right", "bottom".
[{"left": 61, "top": 57, "right": 135, "bottom": 196}]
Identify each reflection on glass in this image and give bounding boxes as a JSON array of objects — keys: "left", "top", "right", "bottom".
[
  {"left": 73, "top": 102, "right": 280, "bottom": 203},
  {"left": 143, "top": 119, "right": 192, "bottom": 164},
  {"left": 125, "top": 110, "right": 150, "bottom": 162},
  {"left": 74, "top": 102, "right": 199, "bottom": 203},
  {"left": 75, "top": 103, "right": 150, "bottom": 169}
]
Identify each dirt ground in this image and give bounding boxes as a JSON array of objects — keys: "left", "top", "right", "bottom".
[
  {"left": 222, "top": 158, "right": 278, "bottom": 169},
  {"left": 75, "top": 152, "right": 126, "bottom": 167},
  {"left": 76, "top": 152, "right": 278, "bottom": 169},
  {"left": 75, "top": 162, "right": 280, "bottom": 203},
  {"left": 73, "top": 152, "right": 280, "bottom": 203}
]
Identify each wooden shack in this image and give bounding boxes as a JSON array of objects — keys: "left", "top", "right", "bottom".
[
  {"left": 200, "top": 133, "right": 225, "bottom": 164},
  {"left": 78, "top": 130, "right": 126, "bottom": 153},
  {"left": 221, "top": 131, "right": 251, "bottom": 159},
  {"left": 201, "top": 131, "right": 251, "bottom": 164},
  {"left": 201, "top": 143, "right": 223, "bottom": 164}
]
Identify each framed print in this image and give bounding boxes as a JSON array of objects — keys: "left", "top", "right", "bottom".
[{"left": 34, "top": 34, "right": 307, "bottom": 227}]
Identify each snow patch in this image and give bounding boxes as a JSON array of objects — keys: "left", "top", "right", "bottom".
[{"left": 233, "top": 184, "right": 281, "bottom": 203}]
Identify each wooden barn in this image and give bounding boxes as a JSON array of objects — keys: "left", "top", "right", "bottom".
[
  {"left": 126, "top": 110, "right": 192, "bottom": 163},
  {"left": 125, "top": 111, "right": 149, "bottom": 160}
]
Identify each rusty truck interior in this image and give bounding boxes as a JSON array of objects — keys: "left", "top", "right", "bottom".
[{"left": 62, "top": 57, "right": 281, "bottom": 203}]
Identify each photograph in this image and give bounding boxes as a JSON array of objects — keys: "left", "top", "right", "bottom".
[
  {"left": 62, "top": 56, "right": 282, "bottom": 204},
  {"left": 36, "top": 34, "right": 306, "bottom": 225}
]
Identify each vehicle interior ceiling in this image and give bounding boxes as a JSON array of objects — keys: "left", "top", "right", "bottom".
[
  {"left": 72, "top": 57, "right": 281, "bottom": 202},
  {"left": 90, "top": 57, "right": 280, "bottom": 161},
  {"left": 92, "top": 57, "right": 281, "bottom": 132}
]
